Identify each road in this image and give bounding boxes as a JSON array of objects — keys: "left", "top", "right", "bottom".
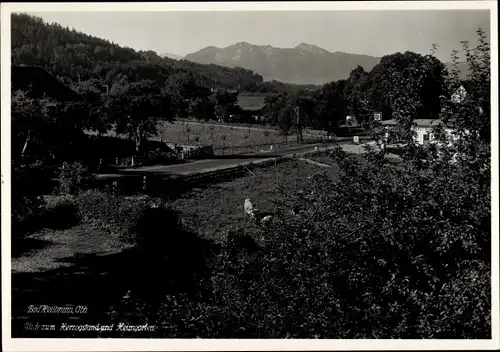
[
  {"left": 118, "top": 142, "right": 337, "bottom": 177},
  {"left": 96, "top": 139, "right": 378, "bottom": 180}
]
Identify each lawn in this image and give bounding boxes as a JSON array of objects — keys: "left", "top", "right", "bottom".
[
  {"left": 86, "top": 120, "right": 328, "bottom": 151},
  {"left": 171, "top": 158, "right": 340, "bottom": 242}
]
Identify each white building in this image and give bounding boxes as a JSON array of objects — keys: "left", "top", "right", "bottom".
[{"left": 380, "top": 119, "right": 461, "bottom": 146}]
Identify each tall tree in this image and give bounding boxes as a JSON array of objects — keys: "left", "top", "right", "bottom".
[
  {"left": 70, "top": 78, "right": 112, "bottom": 134},
  {"left": 212, "top": 90, "right": 239, "bottom": 122},
  {"left": 315, "top": 82, "right": 346, "bottom": 133},
  {"left": 343, "top": 65, "right": 370, "bottom": 123},
  {"left": 11, "top": 90, "right": 52, "bottom": 161},
  {"left": 110, "top": 80, "right": 172, "bottom": 153},
  {"left": 262, "top": 94, "right": 287, "bottom": 126}
]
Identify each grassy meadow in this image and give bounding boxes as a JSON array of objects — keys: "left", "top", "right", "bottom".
[{"left": 157, "top": 120, "right": 286, "bottom": 148}]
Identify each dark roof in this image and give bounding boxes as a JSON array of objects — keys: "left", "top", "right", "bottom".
[
  {"left": 237, "top": 93, "right": 279, "bottom": 111},
  {"left": 238, "top": 95, "right": 266, "bottom": 111},
  {"left": 11, "top": 65, "right": 82, "bottom": 102}
]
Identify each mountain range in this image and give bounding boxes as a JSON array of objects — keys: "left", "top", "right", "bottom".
[
  {"left": 184, "top": 42, "right": 381, "bottom": 85},
  {"left": 183, "top": 42, "right": 469, "bottom": 85}
]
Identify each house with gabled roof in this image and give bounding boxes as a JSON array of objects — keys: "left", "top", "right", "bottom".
[
  {"left": 380, "top": 119, "right": 460, "bottom": 146},
  {"left": 234, "top": 93, "right": 279, "bottom": 123}
]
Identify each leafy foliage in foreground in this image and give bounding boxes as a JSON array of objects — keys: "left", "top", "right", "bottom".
[
  {"left": 208, "top": 145, "right": 490, "bottom": 338},
  {"left": 106, "top": 140, "right": 490, "bottom": 338}
]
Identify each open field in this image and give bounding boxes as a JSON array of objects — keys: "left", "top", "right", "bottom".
[
  {"left": 86, "top": 120, "right": 329, "bottom": 151},
  {"left": 157, "top": 120, "right": 288, "bottom": 148}
]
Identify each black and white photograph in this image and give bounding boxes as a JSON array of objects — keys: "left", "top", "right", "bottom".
[{"left": 1, "top": 1, "right": 498, "bottom": 351}]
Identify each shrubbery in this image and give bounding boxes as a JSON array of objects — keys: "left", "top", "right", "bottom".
[
  {"left": 201, "top": 144, "right": 490, "bottom": 338},
  {"left": 74, "top": 190, "right": 151, "bottom": 243},
  {"left": 11, "top": 162, "right": 50, "bottom": 237},
  {"left": 43, "top": 195, "right": 80, "bottom": 230},
  {"left": 146, "top": 148, "right": 178, "bottom": 165},
  {"left": 57, "top": 162, "right": 95, "bottom": 195}
]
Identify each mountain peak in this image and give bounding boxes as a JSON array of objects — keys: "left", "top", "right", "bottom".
[
  {"left": 232, "top": 41, "right": 252, "bottom": 48},
  {"left": 159, "top": 52, "right": 183, "bottom": 60},
  {"left": 295, "top": 43, "right": 330, "bottom": 55}
]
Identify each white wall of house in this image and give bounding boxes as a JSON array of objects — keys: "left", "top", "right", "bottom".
[{"left": 383, "top": 126, "right": 459, "bottom": 145}]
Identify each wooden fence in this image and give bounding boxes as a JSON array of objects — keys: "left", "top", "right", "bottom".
[{"left": 211, "top": 136, "right": 332, "bottom": 156}]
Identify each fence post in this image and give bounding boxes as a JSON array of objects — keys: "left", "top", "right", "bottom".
[
  {"left": 143, "top": 176, "right": 147, "bottom": 191},
  {"left": 112, "top": 181, "right": 117, "bottom": 196},
  {"left": 115, "top": 157, "right": 119, "bottom": 165},
  {"left": 131, "top": 156, "right": 135, "bottom": 167}
]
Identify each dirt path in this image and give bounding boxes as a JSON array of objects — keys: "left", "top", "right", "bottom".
[{"left": 11, "top": 226, "right": 129, "bottom": 274}]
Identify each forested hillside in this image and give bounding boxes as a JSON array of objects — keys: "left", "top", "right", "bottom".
[{"left": 11, "top": 13, "right": 268, "bottom": 91}]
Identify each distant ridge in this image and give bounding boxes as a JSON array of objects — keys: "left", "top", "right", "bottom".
[
  {"left": 159, "top": 52, "right": 184, "bottom": 60},
  {"left": 185, "top": 42, "right": 381, "bottom": 85}
]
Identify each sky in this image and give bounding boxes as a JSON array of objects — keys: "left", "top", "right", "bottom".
[{"left": 26, "top": 10, "right": 490, "bottom": 62}]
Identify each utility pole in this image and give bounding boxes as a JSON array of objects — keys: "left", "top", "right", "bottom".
[{"left": 295, "top": 106, "right": 303, "bottom": 143}]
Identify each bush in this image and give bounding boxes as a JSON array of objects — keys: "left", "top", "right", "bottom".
[
  {"left": 57, "top": 162, "right": 95, "bottom": 195},
  {"left": 74, "top": 190, "right": 150, "bottom": 243},
  {"left": 43, "top": 195, "right": 80, "bottom": 230},
  {"left": 11, "top": 161, "right": 49, "bottom": 237},
  {"left": 146, "top": 148, "right": 178, "bottom": 165},
  {"left": 200, "top": 145, "right": 490, "bottom": 338}
]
